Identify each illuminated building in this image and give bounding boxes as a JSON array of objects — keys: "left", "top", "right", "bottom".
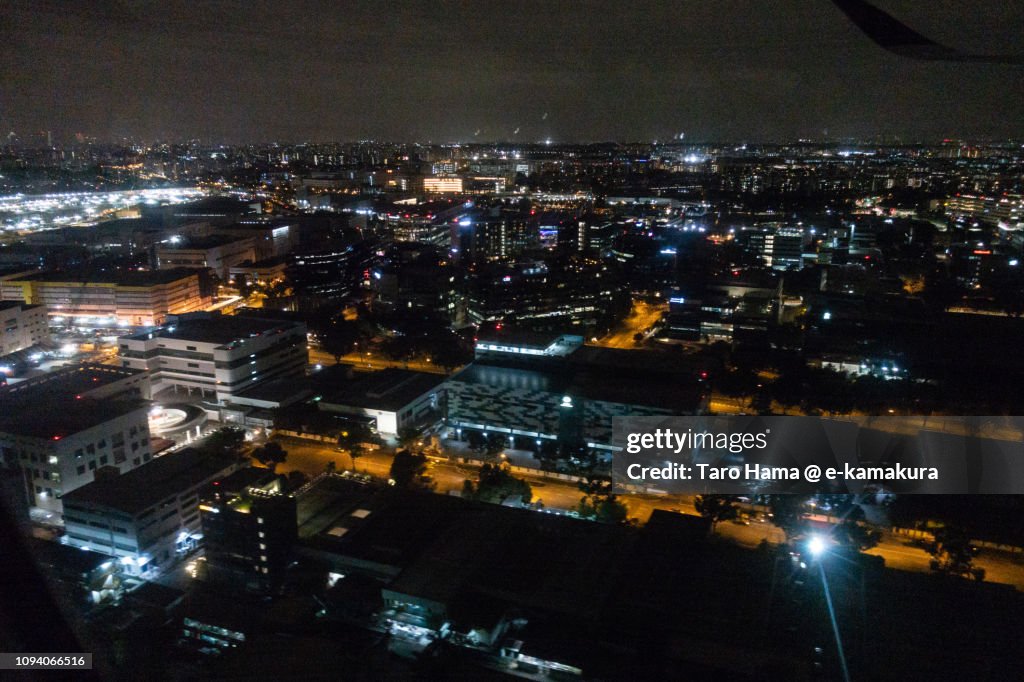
[
  {"left": 454, "top": 211, "right": 536, "bottom": 262},
  {"left": 317, "top": 367, "right": 446, "bottom": 436},
  {"left": 384, "top": 201, "right": 460, "bottom": 246},
  {"left": 422, "top": 176, "right": 464, "bottom": 194},
  {"left": 199, "top": 468, "right": 297, "bottom": 593},
  {"left": 118, "top": 313, "right": 308, "bottom": 403},
  {"left": 0, "top": 301, "right": 49, "bottom": 356},
  {"left": 61, "top": 448, "right": 241, "bottom": 574},
  {"left": 370, "top": 243, "right": 457, "bottom": 319},
  {"left": 742, "top": 227, "right": 805, "bottom": 271},
  {"left": 287, "top": 242, "right": 374, "bottom": 307},
  {"left": 946, "top": 194, "right": 1023, "bottom": 228},
  {"left": 227, "top": 256, "right": 288, "bottom": 288},
  {"left": 0, "top": 268, "right": 208, "bottom": 327},
  {"left": 445, "top": 331, "right": 707, "bottom": 452},
  {"left": 0, "top": 370, "right": 153, "bottom": 514},
  {"left": 949, "top": 244, "right": 996, "bottom": 289},
  {"left": 156, "top": 235, "right": 258, "bottom": 279},
  {"left": 465, "top": 257, "right": 629, "bottom": 331}
]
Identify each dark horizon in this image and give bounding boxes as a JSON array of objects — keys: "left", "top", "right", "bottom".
[
  {"left": 3, "top": 1, "right": 1023, "bottom": 144},
  {"left": 7, "top": 135, "right": 1024, "bottom": 148}
]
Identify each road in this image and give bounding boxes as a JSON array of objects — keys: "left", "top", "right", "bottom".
[
  {"left": 307, "top": 348, "right": 448, "bottom": 375},
  {"left": 272, "top": 436, "right": 1024, "bottom": 590},
  {"left": 595, "top": 299, "right": 666, "bottom": 349}
]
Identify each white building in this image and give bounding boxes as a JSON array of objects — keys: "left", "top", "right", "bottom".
[
  {"left": 156, "top": 235, "right": 258, "bottom": 279},
  {"left": 0, "top": 301, "right": 49, "bottom": 356},
  {"left": 317, "top": 367, "right": 446, "bottom": 436},
  {"left": 118, "top": 313, "right": 308, "bottom": 403},
  {"left": 62, "top": 448, "right": 242, "bottom": 574},
  {"left": 0, "top": 397, "right": 153, "bottom": 514}
]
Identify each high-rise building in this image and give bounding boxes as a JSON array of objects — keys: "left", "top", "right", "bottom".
[
  {"left": 287, "top": 242, "right": 374, "bottom": 309},
  {"left": 199, "top": 469, "right": 297, "bottom": 593},
  {"left": 371, "top": 243, "right": 457, "bottom": 320},
  {"left": 455, "top": 211, "right": 536, "bottom": 262},
  {"left": 465, "top": 257, "right": 629, "bottom": 331}
]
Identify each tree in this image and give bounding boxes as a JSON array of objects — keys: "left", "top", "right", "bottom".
[
  {"left": 537, "top": 439, "right": 560, "bottom": 461},
  {"left": 578, "top": 475, "right": 613, "bottom": 497},
  {"left": 577, "top": 494, "right": 630, "bottom": 524},
  {"left": 396, "top": 425, "right": 422, "bottom": 452},
  {"left": 423, "top": 331, "right": 472, "bottom": 373},
  {"left": 927, "top": 526, "right": 984, "bottom": 581},
  {"left": 337, "top": 422, "right": 374, "bottom": 450},
  {"left": 349, "top": 443, "right": 365, "bottom": 472},
  {"left": 576, "top": 475, "right": 632, "bottom": 524},
  {"left": 485, "top": 433, "right": 508, "bottom": 457},
  {"left": 380, "top": 335, "right": 415, "bottom": 363},
  {"left": 694, "top": 494, "right": 739, "bottom": 531},
  {"left": 768, "top": 494, "right": 809, "bottom": 539},
  {"left": 389, "top": 449, "right": 432, "bottom": 490},
  {"left": 251, "top": 441, "right": 287, "bottom": 472},
  {"left": 321, "top": 320, "right": 360, "bottom": 363},
  {"left": 467, "top": 431, "right": 505, "bottom": 460},
  {"left": 285, "top": 470, "right": 309, "bottom": 491},
  {"left": 201, "top": 426, "right": 247, "bottom": 458},
  {"left": 835, "top": 516, "right": 881, "bottom": 551},
  {"left": 462, "top": 463, "right": 532, "bottom": 505}
]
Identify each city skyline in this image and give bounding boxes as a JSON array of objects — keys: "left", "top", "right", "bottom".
[{"left": 3, "top": 1, "right": 1023, "bottom": 143}]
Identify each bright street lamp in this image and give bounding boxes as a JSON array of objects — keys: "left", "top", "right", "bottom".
[{"left": 807, "top": 535, "right": 827, "bottom": 558}]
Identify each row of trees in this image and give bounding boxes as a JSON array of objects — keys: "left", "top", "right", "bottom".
[
  {"left": 574, "top": 476, "right": 631, "bottom": 525},
  {"left": 200, "top": 426, "right": 291, "bottom": 471},
  {"left": 462, "top": 462, "right": 533, "bottom": 505},
  {"left": 317, "top": 311, "right": 472, "bottom": 373},
  {"left": 693, "top": 494, "right": 881, "bottom": 552}
]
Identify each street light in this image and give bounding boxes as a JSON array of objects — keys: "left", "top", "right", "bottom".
[
  {"left": 807, "top": 535, "right": 851, "bottom": 682},
  {"left": 807, "top": 535, "right": 827, "bottom": 558}
]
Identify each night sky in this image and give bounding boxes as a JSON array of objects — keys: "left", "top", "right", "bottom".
[{"left": 2, "top": 0, "right": 1022, "bottom": 143}]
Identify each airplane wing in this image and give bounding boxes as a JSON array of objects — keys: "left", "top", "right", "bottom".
[{"left": 831, "top": 0, "right": 1024, "bottom": 64}]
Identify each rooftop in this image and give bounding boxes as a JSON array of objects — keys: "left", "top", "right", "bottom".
[
  {"left": 451, "top": 349, "right": 707, "bottom": 411},
  {"left": 158, "top": 235, "right": 251, "bottom": 250},
  {"left": 229, "top": 255, "right": 289, "bottom": 269},
  {"left": 304, "top": 489, "right": 631, "bottom": 624},
  {"left": 126, "top": 581, "right": 185, "bottom": 611},
  {"left": 170, "top": 197, "right": 259, "bottom": 216},
  {"left": 28, "top": 537, "right": 113, "bottom": 576},
  {"left": 63, "top": 448, "right": 240, "bottom": 516},
  {"left": 475, "top": 325, "right": 568, "bottom": 351},
  {"left": 5, "top": 268, "right": 199, "bottom": 287},
  {"left": 320, "top": 368, "right": 445, "bottom": 413},
  {"left": 0, "top": 396, "right": 147, "bottom": 440},
  {"left": 233, "top": 376, "right": 312, "bottom": 406},
  {"left": 0, "top": 363, "right": 144, "bottom": 405},
  {"left": 124, "top": 314, "right": 301, "bottom": 346}
]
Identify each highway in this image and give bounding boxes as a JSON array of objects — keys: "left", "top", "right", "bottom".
[{"left": 271, "top": 436, "right": 1024, "bottom": 591}]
